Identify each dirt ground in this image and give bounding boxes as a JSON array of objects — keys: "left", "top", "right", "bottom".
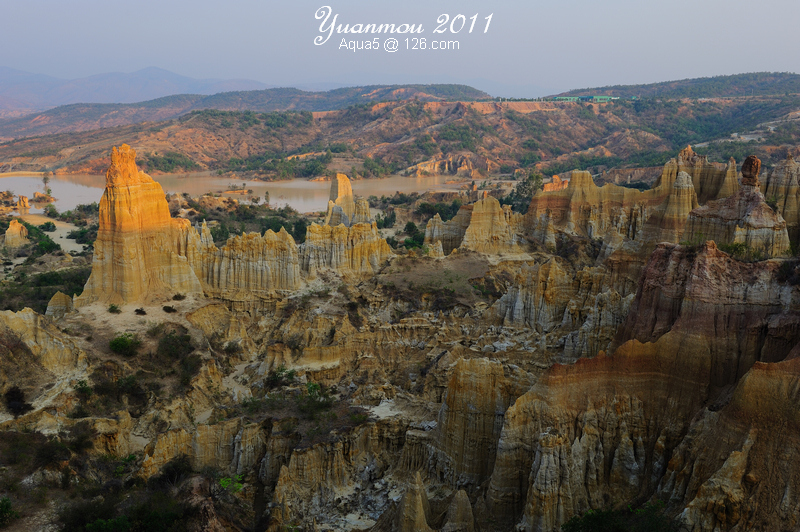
[{"left": 19, "top": 213, "right": 84, "bottom": 254}]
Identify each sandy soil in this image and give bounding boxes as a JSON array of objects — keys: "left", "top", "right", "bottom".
[
  {"left": 18, "top": 213, "right": 84, "bottom": 254},
  {"left": 0, "top": 171, "right": 46, "bottom": 177}
]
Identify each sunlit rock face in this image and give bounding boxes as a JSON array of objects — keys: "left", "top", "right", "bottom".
[
  {"left": 459, "top": 196, "right": 523, "bottom": 254},
  {"left": 424, "top": 196, "right": 522, "bottom": 255},
  {"left": 3, "top": 219, "right": 30, "bottom": 249},
  {"left": 324, "top": 173, "right": 372, "bottom": 227},
  {"left": 522, "top": 147, "right": 741, "bottom": 251},
  {"left": 75, "top": 149, "right": 394, "bottom": 308},
  {"left": 0, "top": 307, "right": 87, "bottom": 420},
  {"left": 424, "top": 206, "right": 473, "bottom": 255},
  {"left": 188, "top": 224, "right": 302, "bottom": 304},
  {"left": 75, "top": 144, "right": 203, "bottom": 306},
  {"left": 524, "top": 171, "right": 668, "bottom": 243},
  {"left": 300, "top": 222, "right": 393, "bottom": 279},
  {"left": 45, "top": 291, "right": 74, "bottom": 319},
  {"left": 324, "top": 173, "right": 357, "bottom": 226},
  {"left": 661, "top": 145, "right": 739, "bottom": 204}
]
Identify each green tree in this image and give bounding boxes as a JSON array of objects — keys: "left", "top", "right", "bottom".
[
  {"left": 0, "top": 497, "right": 20, "bottom": 527},
  {"left": 218, "top": 475, "right": 244, "bottom": 493},
  {"left": 109, "top": 333, "right": 141, "bottom": 357},
  {"left": 501, "top": 172, "right": 543, "bottom": 214},
  {"left": 86, "top": 516, "right": 131, "bottom": 532},
  {"left": 561, "top": 501, "right": 676, "bottom": 532},
  {"left": 402, "top": 221, "right": 425, "bottom": 249}
]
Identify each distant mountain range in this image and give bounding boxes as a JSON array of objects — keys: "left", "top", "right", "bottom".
[
  {"left": 3, "top": 93, "right": 798, "bottom": 181},
  {"left": 2, "top": 69, "right": 799, "bottom": 141},
  {"left": 0, "top": 66, "right": 270, "bottom": 112},
  {"left": 556, "top": 72, "right": 800, "bottom": 99},
  {"left": 0, "top": 84, "right": 492, "bottom": 139}
]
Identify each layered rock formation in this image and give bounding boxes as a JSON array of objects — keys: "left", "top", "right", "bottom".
[
  {"left": 655, "top": 357, "right": 800, "bottom": 532},
  {"left": 75, "top": 145, "right": 203, "bottom": 306},
  {"left": 637, "top": 171, "right": 699, "bottom": 244},
  {"left": 524, "top": 148, "right": 741, "bottom": 251},
  {"left": 524, "top": 171, "right": 667, "bottom": 243},
  {"left": 75, "top": 149, "right": 393, "bottom": 308},
  {"left": 407, "top": 153, "right": 492, "bottom": 178},
  {"left": 482, "top": 241, "right": 800, "bottom": 531},
  {"left": 17, "top": 195, "right": 29, "bottom": 210},
  {"left": 393, "top": 472, "right": 435, "bottom": 532},
  {"left": 189, "top": 222, "right": 302, "bottom": 303},
  {"left": 3, "top": 219, "right": 29, "bottom": 249},
  {"left": 0, "top": 308, "right": 86, "bottom": 419},
  {"left": 459, "top": 197, "right": 523, "bottom": 254},
  {"left": 300, "top": 222, "right": 393, "bottom": 279},
  {"left": 268, "top": 420, "right": 408, "bottom": 531},
  {"left": 424, "top": 207, "right": 473, "bottom": 255},
  {"left": 603, "top": 171, "right": 701, "bottom": 286},
  {"left": 441, "top": 491, "right": 475, "bottom": 532},
  {"left": 353, "top": 197, "right": 372, "bottom": 224},
  {"left": 0, "top": 307, "right": 86, "bottom": 377},
  {"left": 492, "top": 259, "right": 575, "bottom": 333},
  {"left": 324, "top": 173, "right": 358, "bottom": 226},
  {"left": 139, "top": 418, "right": 266, "bottom": 478},
  {"left": 431, "top": 358, "right": 533, "bottom": 489},
  {"left": 9, "top": 142, "right": 800, "bottom": 531},
  {"left": 492, "top": 260, "right": 632, "bottom": 360},
  {"left": 45, "top": 291, "right": 75, "bottom": 319},
  {"left": 542, "top": 175, "right": 568, "bottom": 192},
  {"left": 685, "top": 156, "right": 791, "bottom": 258},
  {"left": 658, "top": 146, "right": 739, "bottom": 204},
  {"left": 324, "top": 174, "right": 373, "bottom": 227},
  {"left": 761, "top": 154, "right": 800, "bottom": 244},
  {"left": 424, "top": 196, "right": 523, "bottom": 255}
]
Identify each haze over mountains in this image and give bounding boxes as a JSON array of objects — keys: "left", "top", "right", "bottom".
[
  {"left": 559, "top": 72, "right": 800, "bottom": 99},
  {"left": 0, "top": 83, "right": 491, "bottom": 139},
  {"left": 1, "top": 69, "right": 799, "bottom": 143},
  {"left": 0, "top": 66, "right": 269, "bottom": 113}
]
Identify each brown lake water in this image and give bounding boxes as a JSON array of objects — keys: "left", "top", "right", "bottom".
[{"left": 1, "top": 173, "right": 462, "bottom": 214}]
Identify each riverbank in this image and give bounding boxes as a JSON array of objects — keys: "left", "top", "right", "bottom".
[
  {"left": 18, "top": 213, "right": 84, "bottom": 254},
  {"left": 0, "top": 171, "right": 46, "bottom": 177}
]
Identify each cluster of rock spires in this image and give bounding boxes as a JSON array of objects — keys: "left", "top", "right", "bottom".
[
  {"left": 423, "top": 195, "right": 523, "bottom": 256},
  {"left": 685, "top": 155, "right": 791, "bottom": 257},
  {"left": 0, "top": 190, "right": 57, "bottom": 217},
  {"left": 3, "top": 143, "right": 800, "bottom": 531},
  {"left": 407, "top": 152, "right": 494, "bottom": 178},
  {"left": 74, "top": 145, "right": 392, "bottom": 308}
]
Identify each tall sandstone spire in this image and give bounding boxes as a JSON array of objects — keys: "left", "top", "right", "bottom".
[
  {"left": 75, "top": 146, "right": 391, "bottom": 308},
  {"left": 75, "top": 145, "right": 202, "bottom": 306},
  {"left": 324, "top": 173, "right": 357, "bottom": 226}
]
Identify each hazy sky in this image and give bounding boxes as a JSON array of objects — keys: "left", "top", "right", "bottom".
[{"left": 3, "top": 0, "right": 800, "bottom": 96}]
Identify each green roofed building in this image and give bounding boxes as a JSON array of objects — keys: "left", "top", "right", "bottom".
[{"left": 553, "top": 95, "right": 619, "bottom": 102}]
